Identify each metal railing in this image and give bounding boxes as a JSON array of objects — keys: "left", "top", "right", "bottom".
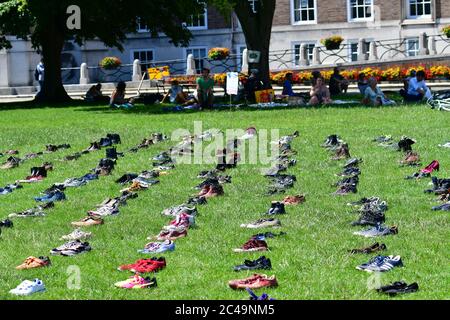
[{"left": 61, "top": 33, "right": 450, "bottom": 85}]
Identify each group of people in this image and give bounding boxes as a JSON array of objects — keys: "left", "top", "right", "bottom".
[
  {"left": 78, "top": 65, "right": 432, "bottom": 109},
  {"left": 281, "top": 67, "right": 432, "bottom": 107}
]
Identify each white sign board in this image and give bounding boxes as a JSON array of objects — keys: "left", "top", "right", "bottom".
[{"left": 226, "top": 72, "right": 239, "bottom": 96}]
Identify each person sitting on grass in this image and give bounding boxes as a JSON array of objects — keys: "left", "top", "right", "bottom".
[
  {"left": 244, "top": 69, "right": 263, "bottom": 103},
  {"left": 282, "top": 72, "right": 300, "bottom": 97},
  {"left": 110, "top": 81, "right": 134, "bottom": 109},
  {"left": 161, "top": 80, "right": 188, "bottom": 104},
  {"left": 363, "top": 77, "right": 396, "bottom": 106},
  {"left": 400, "top": 70, "right": 432, "bottom": 102},
  {"left": 196, "top": 68, "right": 215, "bottom": 110},
  {"left": 311, "top": 70, "right": 322, "bottom": 86},
  {"left": 309, "top": 77, "right": 332, "bottom": 105},
  {"left": 85, "top": 83, "right": 109, "bottom": 103},
  {"left": 329, "top": 67, "right": 349, "bottom": 96},
  {"left": 357, "top": 72, "right": 369, "bottom": 95}
]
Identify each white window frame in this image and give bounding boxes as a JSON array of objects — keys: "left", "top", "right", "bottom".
[
  {"left": 405, "top": 38, "right": 420, "bottom": 56},
  {"left": 347, "top": 0, "right": 374, "bottom": 22},
  {"left": 290, "top": 0, "right": 318, "bottom": 25},
  {"left": 292, "top": 42, "right": 315, "bottom": 66},
  {"left": 185, "top": 46, "right": 208, "bottom": 74},
  {"left": 184, "top": 2, "right": 208, "bottom": 30},
  {"left": 130, "top": 49, "right": 155, "bottom": 72},
  {"left": 406, "top": 0, "right": 432, "bottom": 19}
]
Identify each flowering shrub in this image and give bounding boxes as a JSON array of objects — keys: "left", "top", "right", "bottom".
[
  {"left": 430, "top": 65, "right": 450, "bottom": 78},
  {"left": 321, "top": 36, "right": 344, "bottom": 50},
  {"left": 381, "top": 67, "right": 401, "bottom": 81},
  {"left": 100, "top": 57, "right": 122, "bottom": 70},
  {"left": 208, "top": 48, "right": 230, "bottom": 60},
  {"left": 214, "top": 73, "right": 227, "bottom": 85},
  {"left": 442, "top": 25, "right": 450, "bottom": 38}
]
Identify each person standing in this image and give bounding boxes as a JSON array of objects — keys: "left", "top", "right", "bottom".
[
  {"left": 196, "top": 68, "right": 215, "bottom": 110},
  {"left": 35, "top": 59, "right": 45, "bottom": 97}
]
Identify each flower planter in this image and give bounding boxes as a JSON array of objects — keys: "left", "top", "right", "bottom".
[{"left": 325, "top": 43, "right": 342, "bottom": 50}]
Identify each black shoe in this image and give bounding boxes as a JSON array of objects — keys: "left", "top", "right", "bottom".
[
  {"left": 337, "top": 167, "right": 361, "bottom": 177},
  {"left": 99, "top": 138, "right": 112, "bottom": 148},
  {"left": 266, "top": 202, "right": 286, "bottom": 215},
  {"left": 186, "top": 196, "right": 207, "bottom": 206},
  {"left": 194, "top": 178, "right": 220, "bottom": 190},
  {"left": 398, "top": 136, "right": 416, "bottom": 153},
  {"left": 351, "top": 211, "right": 385, "bottom": 226},
  {"left": 377, "top": 281, "right": 419, "bottom": 296},
  {"left": 44, "top": 184, "right": 65, "bottom": 195},
  {"left": 0, "top": 219, "right": 13, "bottom": 228},
  {"left": 233, "top": 256, "right": 272, "bottom": 271},
  {"left": 115, "top": 173, "right": 139, "bottom": 184},
  {"left": 343, "top": 158, "right": 363, "bottom": 168},
  {"left": 349, "top": 242, "right": 387, "bottom": 254},
  {"left": 107, "top": 133, "right": 121, "bottom": 145}
]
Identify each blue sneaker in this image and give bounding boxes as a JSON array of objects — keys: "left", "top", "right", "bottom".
[
  {"left": 138, "top": 240, "right": 175, "bottom": 254},
  {"left": 81, "top": 173, "right": 99, "bottom": 181},
  {"left": 35, "top": 190, "right": 66, "bottom": 202},
  {"left": 246, "top": 288, "right": 275, "bottom": 300},
  {"left": 357, "top": 255, "right": 403, "bottom": 272}
]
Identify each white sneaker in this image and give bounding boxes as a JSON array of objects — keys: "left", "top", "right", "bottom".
[
  {"left": 9, "top": 279, "right": 45, "bottom": 296},
  {"left": 60, "top": 229, "right": 92, "bottom": 241}
]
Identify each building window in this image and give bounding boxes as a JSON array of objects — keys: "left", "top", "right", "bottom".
[
  {"left": 407, "top": 0, "right": 432, "bottom": 19},
  {"left": 348, "top": 0, "right": 373, "bottom": 21},
  {"left": 406, "top": 38, "right": 419, "bottom": 56},
  {"left": 186, "top": 48, "right": 207, "bottom": 74},
  {"left": 136, "top": 18, "right": 149, "bottom": 33},
  {"left": 237, "top": 45, "right": 247, "bottom": 67},
  {"left": 292, "top": 0, "right": 317, "bottom": 24},
  {"left": 293, "top": 43, "right": 315, "bottom": 65},
  {"left": 185, "top": 2, "right": 208, "bottom": 30},
  {"left": 348, "top": 42, "right": 359, "bottom": 62},
  {"left": 132, "top": 50, "right": 154, "bottom": 72}
]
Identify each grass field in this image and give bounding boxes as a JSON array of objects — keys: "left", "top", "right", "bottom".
[{"left": 0, "top": 100, "right": 448, "bottom": 300}]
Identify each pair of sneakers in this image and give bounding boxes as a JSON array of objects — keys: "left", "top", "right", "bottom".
[
  {"left": 240, "top": 218, "right": 281, "bottom": 229},
  {"left": 228, "top": 274, "right": 278, "bottom": 290},
  {"left": 356, "top": 255, "right": 403, "bottom": 272},
  {"left": 198, "top": 184, "right": 224, "bottom": 198},
  {"left": 10, "top": 279, "right": 45, "bottom": 296},
  {"left": 139, "top": 240, "right": 175, "bottom": 254},
  {"left": 234, "top": 238, "right": 269, "bottom": 253},
  {"left": 50, "top": 240, "right": 91, "bottom": 256},
  {"left": 16, "top": 256, "right": 51, "bottom": 270},
  {"left": 115, "top": 274, "right": 157, "bottom": 289},
  {"left": 118, "top": 257, "right": 166, "bottom": 273}
]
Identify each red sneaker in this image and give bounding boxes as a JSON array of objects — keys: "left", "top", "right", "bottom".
[
  {"left": 131, "top": 257, "right": 166, "bottom": 273},
  {"left": 117, "top": 258, "right": 157, "bottom": 271},
  {"left": 229, "top": 274, "right": 278, "bottom": 290},
  {"left": 234, "top": 239, "right": 268, "bottom": 253}
]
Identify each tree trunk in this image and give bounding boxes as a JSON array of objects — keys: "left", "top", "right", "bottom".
[
  {"left": 35, "top": 21, "right": 71, "bottom": 103},
  {"left": 234, "top": 0, "right": 276, "bottom": 89}
]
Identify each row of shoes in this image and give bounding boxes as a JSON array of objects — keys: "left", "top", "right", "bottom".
[
  {"left": 229, "top": 131, "right": 301, "bottom": 294},
  {"left": 6, "top": 132, "right": 171, "bottom": 295},
  {"left": 117, "top": 130, "right": 223, "bottom": 289},
  {"left": 405, "top": 160, "right": 440, "bottom": 180},
  {"left": 347, "top": 138, "right": 417, "bottom": 295},
  {"left": 63, "top": 133, "right": 121, "bottom": 161},
  {"left": 0, "top": 145, "right": 69, "bottom": 170}
]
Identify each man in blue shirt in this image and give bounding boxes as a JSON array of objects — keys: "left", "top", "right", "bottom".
[
  {"left": 401, "top": 70, "right": 432, "bottom": 102},
  {"left": 282, "top": 73, "right": 298, "bottom": 97}
]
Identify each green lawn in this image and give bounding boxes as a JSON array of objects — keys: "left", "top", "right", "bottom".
[{"left": 0, "top": 101, "right": 448, "bottom": 300}]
